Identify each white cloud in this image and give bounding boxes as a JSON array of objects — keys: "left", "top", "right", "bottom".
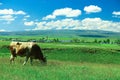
[
  {"left": 0, "top": 9, "right": 26, "bottom": 23},
  {"left": 15, "top": 10, "right": 26, "bottom": 15},
  {"left": 112, "top": 11, "right": 120, "bottom": 15},
  {"left": 32, "top": 18, "right": 120, "bottom": 32},
  {"left": 0, "top": 9, "right": 26, "bottom": 15},
  {"left": 24, "top": 21, "right": 34, "bottom": 26},
  {"left": 84, "top": 5, "right": 102, "bottom": 13},
  {"left": 0, "top": 15, "right": 15, "bottom": 22},
  {"left": 53, "top": 8, "right": 81, "bottom": 17},
  {"left": 81, "top": 18, "right": 120, "bottom": 32},
  {"left": 43, "top": 15, "right": 56, "bottom": 20},
  {"left": 112, "top": 11, "right": 120, "bottom": 18},
  {"left": 23, "top": 15, "right": 30, "bottom": 21},
  {"left": 0, "top": 29, "right": 6, "bottom": 32},
  {"left": 43, "top": 8, "right": 81, "bottom": 20},
  {"left": 34, "top": 19, "right": 81, "bottom": 30}
]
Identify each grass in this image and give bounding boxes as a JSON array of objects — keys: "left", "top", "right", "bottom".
[
  {"left": 43, "top": 47, "right": 120, "bottom": 64},
  {"left": 38, "top": 42, "right": 120, "bottom": 50},
  {"left": 1, "top": 58, "right": 120, "bottom": 80},
  {"left": 0, "top": 41, "right": 120, "bottom": 80}
]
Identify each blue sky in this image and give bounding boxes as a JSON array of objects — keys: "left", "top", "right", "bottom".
[{"left": 0, "top": 0, "right": 120, "bottom": 32}]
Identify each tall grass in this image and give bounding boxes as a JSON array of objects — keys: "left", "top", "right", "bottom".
[{"left": 0, "top": 58, "right": 120, "bottom": 80}]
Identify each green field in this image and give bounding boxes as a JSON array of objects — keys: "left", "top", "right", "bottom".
[{"left": 0, "top": 40, "right": 120, "bottom": 80}]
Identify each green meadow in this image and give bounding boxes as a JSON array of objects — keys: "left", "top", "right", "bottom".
[
  {"left": 0, "top": 39, "right": 120, "bottom": 80},
  {"left": 0, "top": 30, "right": 120, "bottom": 80}
]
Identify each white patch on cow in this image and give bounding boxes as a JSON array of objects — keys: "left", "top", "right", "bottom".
[
  {"left": 10, "top": 55, "right": 13, "bottom": 59},
  {"left": 10, "top": 55, "right": 14, "bottom": 63}
]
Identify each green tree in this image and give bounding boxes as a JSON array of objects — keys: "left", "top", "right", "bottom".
[
  {"left": 94, "top": 39, "right": 98, "bottom": 43},
  {"left": 115, "top": 39, "right": 120, "bottom": 44}
]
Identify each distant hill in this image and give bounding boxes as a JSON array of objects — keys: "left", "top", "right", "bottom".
[{"left": 0, "top": 30, "right": 120, "bottom": 38}]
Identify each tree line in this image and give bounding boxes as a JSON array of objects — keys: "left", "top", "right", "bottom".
[{"left": 0, "top": 37, "right": 120, "bottom": 45}]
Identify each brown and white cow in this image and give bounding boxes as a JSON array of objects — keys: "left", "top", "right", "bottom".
[{"left": 9, "top": 42, "right": 47, "bottom": 65}]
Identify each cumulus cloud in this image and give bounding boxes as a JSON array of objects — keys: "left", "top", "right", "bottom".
[
  {"left": 0, "top": 9, "right": 26, "bottom": 15},
  {"left": 0, "top": 9, "right": 26, "bottom": 23},
  {"left": 0, "top": 15, "right": 15, "bottom": 21},
  {"left": 43, "top": 15, "right": 56, "bottom": 20},
  {"left": 43, "top": 8, "right": 81, "bottom": 20},
  {"left": 24, "top": 21, "right": 34, "bottom": 26},
  {"left": 32, "top": 18, "right": 120, "bottom": 32},
  {"left": 112, "top": 11, "right": 120, "bottom": 15},
  {"left": 0, "top": 29, "right": 6, "bottom": 32},
  {"left": 81, "top": 18, "right": 120, "bottom": 32},
  {"left": 84, "top": 5, "right": 102, "bottom": 13},
  {"left": 112, "top": 11, "right": 120, "bottom": 18},
  {"left": 34, "top": 19, "right": 81, "bottom": 30}
]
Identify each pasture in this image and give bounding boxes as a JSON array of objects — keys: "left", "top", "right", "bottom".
[{"left": 0, "top": 41, "right": 120, "bottom": 80}]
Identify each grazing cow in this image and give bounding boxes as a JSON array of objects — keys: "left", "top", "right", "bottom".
[{"left": 9, "top": 42, "right": 47, "bottom": 65}]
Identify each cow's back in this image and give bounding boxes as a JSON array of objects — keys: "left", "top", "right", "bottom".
[{"left": 10, "top": 42, "right": 34, "bottom": 56}]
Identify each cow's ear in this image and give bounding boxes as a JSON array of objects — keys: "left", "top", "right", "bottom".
[{"left": 16, "top": 42, "right": 22, "bottom": 45}]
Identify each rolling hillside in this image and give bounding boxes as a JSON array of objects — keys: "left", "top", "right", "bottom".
[{"left": 0, "top": 30, "right": 120, "bottom": 38}]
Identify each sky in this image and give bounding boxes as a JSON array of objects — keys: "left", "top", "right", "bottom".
[{"left": 0, "top": 0, "right": 120, "bottom": 32}]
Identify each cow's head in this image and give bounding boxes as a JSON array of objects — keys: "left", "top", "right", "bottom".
[{"left": 42, "top": 56, "right": 47, "bottom": 64}]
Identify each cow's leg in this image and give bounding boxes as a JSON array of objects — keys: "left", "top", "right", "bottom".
[
  {"left": 10, "top": 55, "right": 15, "bottom": 64},
  {"left": 23, "top": 56, "right": 29, "bottom": 65},
  {"left": 30, "top": 57, "right": 33, "bottom": 65}
]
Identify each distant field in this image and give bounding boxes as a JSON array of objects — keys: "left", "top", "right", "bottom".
[
  {"left": 0, "top": 40, "right": 120, "bottom": 80},
  {"left": 0, "top": 30, "right": 120, "bottom": 42}
]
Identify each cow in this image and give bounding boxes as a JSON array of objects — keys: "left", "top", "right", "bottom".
[{"left": 9, "top": 41, "right": 47, "bottom": 65}]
